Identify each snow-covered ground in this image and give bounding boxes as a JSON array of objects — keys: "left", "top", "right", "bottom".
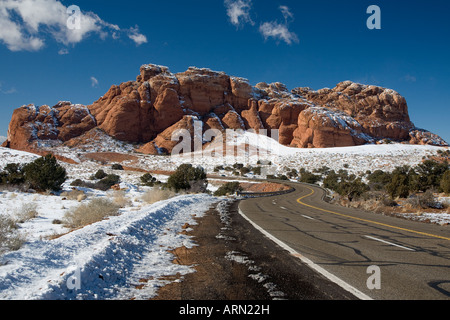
[
  {"left": 0, "top": 132, "right": 448, "bottom": 300},
  {"left": 0, "top": 191, "right": 217, "bottom": 300}
]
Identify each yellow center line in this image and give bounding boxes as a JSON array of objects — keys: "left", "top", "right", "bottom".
[{"left": 296, "top": 186, "right": 450, "bottom": 242}]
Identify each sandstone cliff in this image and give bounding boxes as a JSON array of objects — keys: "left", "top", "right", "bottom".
[{"left": 2, "top": 64, "right": 447, "bottom": 155}]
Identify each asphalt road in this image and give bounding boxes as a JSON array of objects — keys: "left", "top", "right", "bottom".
[{"left": 238, "top": 181, "right": 450, "bottom": 300}]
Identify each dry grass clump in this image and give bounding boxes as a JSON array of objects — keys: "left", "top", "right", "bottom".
[
  {"left": 141, "top": 187, "right": 177, "bottom": 204},
  {"left": 61, "top": 190, "right": 87, "bottom": 202},
  {"left": 0, "top": 215, "right": 26, "bottom": 255},
  {"left": 112, "top": 190, "right": 131, "bottom": 208},
  {"left": 63, "top": 197, "right": 121, "bottom": 229},
  {"left": 15, "top": 203, "right": 39, "bottom": 223}
]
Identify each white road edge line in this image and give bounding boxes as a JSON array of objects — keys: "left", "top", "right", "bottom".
[
  {"left": 364, "top": 235, "right": 415, "bottom": 252},
  {"left": 238, "top": 208, "right": 373, "bottom": 301}
]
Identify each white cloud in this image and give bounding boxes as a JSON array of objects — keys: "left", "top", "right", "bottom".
[
  {"left": 259, "top": 6, "right": 299, "bottom": 45},
  {"left": 58, "top": 48, "right": 69, "bottom": 55},
  {"left": 402, "top": 74, "right": 417, "bottom": 83},
  {"left": 90, "top": 76, "right": 99, "bottom": 88},
  {"left": 128, "top": 26, "right": 148, "bottom": 46},
  {"left": 259, "top": 21, "right": 299, "bottom": 45},
  {"left": 0, "top": 82, "right": 17, "bottom": 94},
  {"left": 0, "top": 0, "right": 147, "bottom": 52},
  {"left": 224, "top": 0, "right": 254, "bottom": 28},
  {"left": 279, "top": 5, "right": 294, "bottom": 22}
]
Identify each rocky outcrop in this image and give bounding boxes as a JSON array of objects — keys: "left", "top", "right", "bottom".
[
  {"left": 3, "top": 102, "right": 96, "bottom": 152},
  {"left": 3, "top": 64, "right": 448, "bottom": 155}
]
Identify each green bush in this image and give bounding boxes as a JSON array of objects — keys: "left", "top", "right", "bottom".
[
  {"left": 140, "top": 173, "right": 159, "bottom": 187},
  {"left": 367, "top": 170, "right": 392, "bottom": 190},
  {"left": 93, "top": 169, "right": 107, "bottom": 180},
  {"left": 111, "top": 163, "right": 124, "bottom": 170},
  {"left": 385, "top": 166, "right": 417, "bottom": 199},
  {"left": 299, "top": 169, "right": 321, "bottom": 184},
  {"left": 96, "top": 174, "right": 121, "bottom": 191},
  {"left": 441, "top": 170, "right": 450, "bottom": 194},
  {"left": 323, "top": 170, "right": 368, "bottom": 201},
  {"left": 23, "top": 155, "right": 67, "bottom": 192},
  {"left": 214, "top": 182, "right": 243, "bottom": 196},
  {"left": 1, "top": 163, "right": 25, "bottom": 185},
  {"left": 416, "top": 160, "right": 448, "bottom": 192},
  {"left": 167, "top": 164, "right": 207, "bottom": 192}
]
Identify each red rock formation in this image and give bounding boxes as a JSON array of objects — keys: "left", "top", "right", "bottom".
[{"left": 2, "top": 64, "right": 448, "bottom": 156}]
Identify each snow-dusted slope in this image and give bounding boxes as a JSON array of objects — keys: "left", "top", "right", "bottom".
[{"left": 0, "top": 194, "right": 216, "bottom": 300}]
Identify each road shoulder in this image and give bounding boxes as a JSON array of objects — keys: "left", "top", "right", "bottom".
[{"left": 151, "top": 199, "right": 357, "bottom": 300}]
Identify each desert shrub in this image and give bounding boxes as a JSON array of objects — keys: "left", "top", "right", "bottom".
[
  {"left": 140, "top": 173, "right": 158, "bottom": 187},
  {"left": 141, "top": 187, "right": 177, "bottom": 204},
  {"left": 323, "top": 170, "right": 339, "bottom": 191},
  {"left": 240, "top": 166, "right": 251, "bottom": 176},
  {"left": 385, "top": 166, "right": 418, "bottom": 199},
  {"left": 1, "top": 163, "right": 26, "bottom": 186},
  {"left": 323, "top": 170, "right": 369, "bottom": 201},
  {"left": 416, "top": 160, "right": 448, "bottom": 192},
  {"left": 95, "top": 174, "right": 121, "bottom": 191},
  {"left": 68, "top": 174, "right": 120, "bottom": 191},
  {"left": 167, "top": 164, "right": 207, "bottom": 192},
  {"left": 112, "top": 190, "right": 131, "bottom": 208},
  {"left": 70, "top": 179, "right": 84, "bottom": 187},
  {"left": 299, "top": 168, "right": 321, "bottom": 184},
  {"left": 93, "top": 169, "right": 107, "bottom": 180},
  {"left": 23, "top": 154, "right": 67, "bottom": 192},
  {"left": 338, "top": 178, "right": 370, "bottom": 202},
  {"left": 440, "top": 170, "right": 450, "bottom": 194},
  {"left": 252, "top": 166, "right": 262, "bottom": 175},
  {"left": 0, "top": 215, "right": 26, "bottom": 255},
  {"left": 406, "top": 190, "right": 441, "bottom": 209},
  {"left": 63, "top": 198, "right": 120, "bottom": 229},
  {"left": 15, "top": 203, "right": 39, "bottom": 223},
  {"left": 60, "top": 189, "right": 86, "bottom": 201},
  {"left": 367, "top": 170, "right": 392, "bottom": 191},
  {"left": 214, "top": 182, "right": 243, "bottom": 196},
  {"left": 111, "top": 163, "right": 124, "bottom": 170}
]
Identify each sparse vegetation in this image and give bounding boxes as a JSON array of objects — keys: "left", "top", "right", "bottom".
[
  {"left": 319, "top": 159, "right": 449, "bottom": 215},
  {"left": 141, "top": 187, "right": 177, "bottom": 204},
  {"left": 166, "top": 164, "right": 207, "bottom": 192},
  {"left": 140, "top": 173, "right": 160, "bottom": 187},
  {"left": 111, "top": 163, "right": 124, "bottom": 171},
  {"left": 112, "top": 190, "right": 131, "bottom": 208},
  {"left": 441, "top": 170, "right": 450, "bottom": 194},
  {"left": 62, "top": 198, "right": 121, "bottom": 229},
  {"left": 15, "top": 203, "right": 39, "bottom": 223},
  {"left": 23, "top": 154, "right": 67, "bottom": 192},
  {"left": 214, "top": 182, "right": 243, "bottom": 196},
  {"left": 0, "top": 155, "right": 67, "bottom": 192},
  {"left": 0, "top": 215, "right": 26, "bottom": 255},
  {"left": 69, "top": 174, "right": 121, "bottom": 191},
  {"left": 93, "top": 169, "right": 107, "bottom": 180}
]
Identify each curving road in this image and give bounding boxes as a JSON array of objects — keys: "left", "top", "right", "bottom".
[{"left": 238, "top": 181, "right": 450, "bottom": 300}]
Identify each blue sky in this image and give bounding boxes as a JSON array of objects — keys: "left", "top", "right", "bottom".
[{"left": 0, "top": 0, "right": 449, "bottom": 143}]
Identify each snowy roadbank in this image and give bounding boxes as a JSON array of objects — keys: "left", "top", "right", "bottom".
[{"left": 0, "top": 194, "right": 217, "bottom": 300}]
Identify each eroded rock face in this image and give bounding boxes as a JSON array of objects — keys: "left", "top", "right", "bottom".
[
  {"left": 3, "top": 102, "right": 96, "bottom": 152},
  {"left": 3, "top": 64, "right": 448, "bottom": 155}
]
